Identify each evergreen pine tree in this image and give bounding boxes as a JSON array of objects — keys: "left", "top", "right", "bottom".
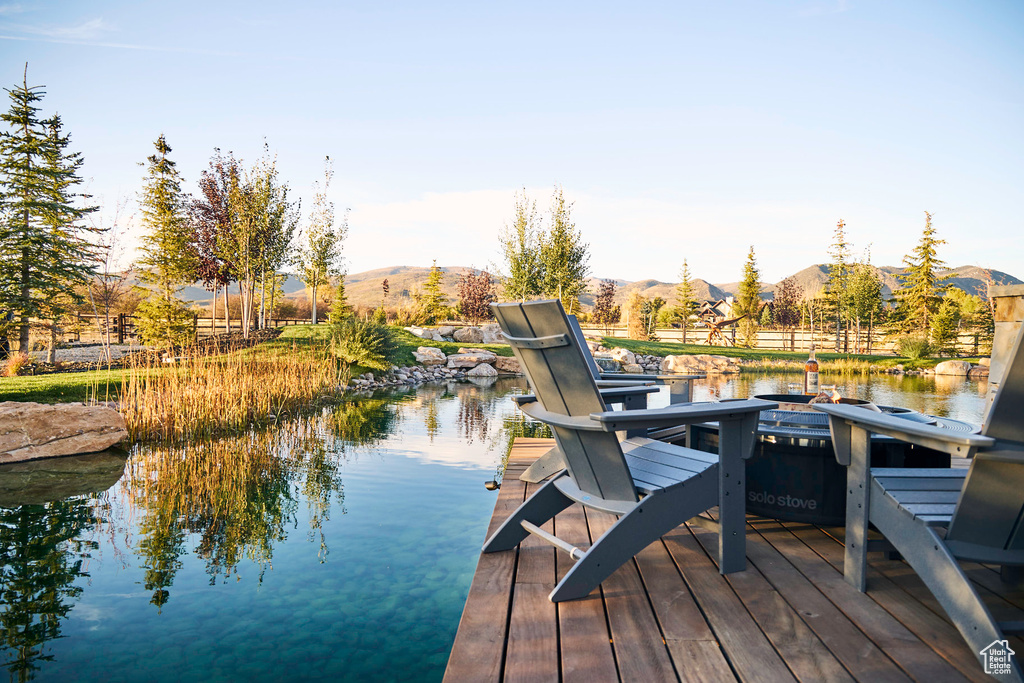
[
  {"left": 135, "top": 135, "right": 196, "bottom": 348},
  {"left": 894, "top": 211, "right": 949, "bottom": 332},
  {"left": 826, "top": 219, "right": 852, "bottom": 350},
  {"left": 674, "top": 259, "right": 698, "bottom": 326},
  {"left": 0, "top": 69, "right": 99, "bottom": 352},
  {"left": 329, "top": 275, "right": 350, "bottom": 323},
  {"left": 419, "top": 260, "right": 448, "bottom": 323},
  {"left": 736, "top": 246, "right": 761, "bottom": 348}
]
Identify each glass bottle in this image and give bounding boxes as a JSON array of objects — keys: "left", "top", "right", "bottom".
[{"left": 804, "top": 343, "right": 819, "bottom": 395}]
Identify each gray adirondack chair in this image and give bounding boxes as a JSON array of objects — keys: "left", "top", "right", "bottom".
[
  {"left": 518, "top": 315, "right": 703, "bottom": 483},
  {"left": 814, "top": 323, "right": 1024, "bottom": 681},
  {"left": 484, "top": 300, "right": 776, "bottom": 602}
]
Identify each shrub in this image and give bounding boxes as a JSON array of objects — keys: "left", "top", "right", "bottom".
[
  {"left": 330, "top": 318, "right": 399, "bottom": 378},
  {"left": 895, "top": 335, "right": 932, "bottom": 360},
  {"left": 3, "top": 352, "right": 31, "bottom": 377}
]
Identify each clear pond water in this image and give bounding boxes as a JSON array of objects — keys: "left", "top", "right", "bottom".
[{"left": 0, "top": 372, "right": 989, "bottom": 681}]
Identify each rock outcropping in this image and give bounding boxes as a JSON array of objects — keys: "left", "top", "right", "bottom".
[{"left": 0, "top": 402, "right": 128, "bottom": 463}]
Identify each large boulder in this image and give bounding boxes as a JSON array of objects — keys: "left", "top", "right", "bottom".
[
  {"left": 447, "top": 350, "right": 498, "bottom": 368},
  {"left": 436, "top": 325, "right": 456, "bottom": 339},
  {"left": 413, "top": 347, "right": 447, "bottom": 366},
  {"left": 0, "top": 402, "right": 128, "bottom": 464},
  {"left": 467, "top": 362, "right": 498, "bottom": 377},
  {"left": 592, "top": 355, "right": 621, "bottom": 372},
  {"left": 453, "top": 326, "right": 484, "bottom": 344},
  {"left": 661, "top": 354, "right": 740, "bottom": 374},
  {"left": 621, "top": 363, "right": 644, "bottom": 374},
  {"left": 934, "top": 360, "right": 972, "bottom": 376},
  {"left": 480, "top": 323, "right": 504, "bottom": 344},
  {"left": 493, "top": 356, "right": 522, "bottom": 374},
  {"left": 607, "top": 347, "right": 637, "bottom": 366}
]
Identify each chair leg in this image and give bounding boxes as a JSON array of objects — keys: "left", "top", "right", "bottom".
[
  {"left": 550, "top": 477, "right": 718, "bottom": 602},
  {"left": 871, "top": 495, "right": 1024, "bottom": 682},
  {"left": 519, "top": 445, "right": 565, "bottom": 483},
  {"left": 844, "top": 427, "right": 872, "bottom": 592},
  {"left": 482, "top": 475, "right": 575, "bottom": 553}
]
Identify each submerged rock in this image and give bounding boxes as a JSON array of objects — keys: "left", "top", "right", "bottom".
[{"left": 0, "top": 401, "right": 128, "bottom": 464}]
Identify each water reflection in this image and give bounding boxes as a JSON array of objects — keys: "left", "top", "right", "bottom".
[
  {"left": 0, "top": 379, "right": 532, "bottom": 680},
  {"left": 683, "top": 372, "right": 987, "bottom": 425},
  {"left": 0, "top": 454, "right": 120, "bottom": 682}
]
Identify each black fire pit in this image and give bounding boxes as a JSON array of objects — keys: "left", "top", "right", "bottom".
[{"left": 686, "top": 393, "right": 978, "bottom": 525}]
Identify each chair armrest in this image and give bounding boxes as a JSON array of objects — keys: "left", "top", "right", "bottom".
[
  {"left": 599, "top": 373, "right": 703, "bottom": 382},
  {"left": 513, "top": 385, "right": 658, "bottom": 408},
  {"left": 595, "top": 378, "right": 657, "bottom": 387},
  {"left": 519, "top": 401, "right": 609, "bottom": 432},
  {"left": 589, "top": 398, "right": 777, "bottom": 431},
  {"left": 595, "top": 386, "right": 659, "bottom": 401},
  {"left": 813, "top": 403, "right": 994, "bottom": 464}
]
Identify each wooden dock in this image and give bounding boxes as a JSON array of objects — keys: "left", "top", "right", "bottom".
[{"left": 444, "top": 438, "right": 1018, "bottom": 682}]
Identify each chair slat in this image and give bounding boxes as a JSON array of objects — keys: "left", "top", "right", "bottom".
[
  {"left": 902, "top": 503, "right": 959, "bottom": 517},
  {"left": 873, "top": 476, "right": 966, "bottom": 491},
  {"left": 885, "top": 490, "right": 961, "bottom": 504}
]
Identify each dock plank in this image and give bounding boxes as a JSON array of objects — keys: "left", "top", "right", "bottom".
[
  {"left": 689, "top": 523, "right": 852, "bottom": 683},
  {"left": 633, "top": 539, "right": 737, "bottom": 683},
  {"left": 663, "top": 524, "right": 797, "bottom": 683},
  {"left": 585, "top": 509, "right": 679, "bottom": 682},
  {"left": 443, "top": 451, "right": 527, "bottom": 682},
  {"left": 504, "top": 483, "right": 559, "bottom": 683},
  {"left": 555, "top": 502, "right": 618, "bottom": 683}
]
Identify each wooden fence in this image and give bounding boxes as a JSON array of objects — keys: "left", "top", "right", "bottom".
[{"left": 58, "top": 314, "right": 313, "bottom": 344}]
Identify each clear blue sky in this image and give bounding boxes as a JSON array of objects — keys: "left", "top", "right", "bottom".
[{"left": 2, "top": 0, "right": 1021, "bottom": 284}]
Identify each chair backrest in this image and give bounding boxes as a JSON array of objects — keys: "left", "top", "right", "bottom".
[
  {"left": 947, "top": 323, "right": 1024, "bottom": 551},
  {"left": 567, "top": 314, "right": 604, "bottom": 380},
  {"left": 492, "top": 301, "right": 638, "bottom": 502}
]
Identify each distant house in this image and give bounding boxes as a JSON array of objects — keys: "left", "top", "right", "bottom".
[{"left": 698, "top": 297, "right": 736, "bottom": 325}]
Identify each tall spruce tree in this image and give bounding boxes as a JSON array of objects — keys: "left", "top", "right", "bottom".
[
  {"left": 419, "top": 260, "right": 448, "bottom": 323},
  {"left": 826, "top": 219, "right": 852, "bottom": 351},
  {"left": 135, "top": 135, "right": 196, "bottom": 348},
  {"left": 539, "top": 185, "right": 589, "bottom": 313},
  {"left": 0, "top": 69, "right": 98, "bottom": 353},
  {"left": 736, "top": 246, "right": 762, "bottom": 348},
  {"left": 894, "top": 211, "right": 949, "bottom": 331},
  {"left": 674, "top": 259, "right": 699, "bottom": 329}
]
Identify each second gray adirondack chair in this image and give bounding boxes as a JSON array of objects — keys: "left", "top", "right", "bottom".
[
  {"left": 484, "top": 300, "right": 776, "bottom": 602},
  {"left": 518, "top": 315, "right": 702, "bottom": 483},
  {"left": 815, "top": 322, "right": 1024, "bottom": 682}
]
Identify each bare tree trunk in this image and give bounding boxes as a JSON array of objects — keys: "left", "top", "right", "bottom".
[
  {"left": 223, "top": 285, "right": 230, "bottom": 333},
  {"left": 259, "top": 268, "right": 267, "bottom": 330},
  {"left": 46, "top": 322, "right": 56, "bottom": 363},
  {"left": 311, "top": 284, "right": 318, "bottom": 324}
]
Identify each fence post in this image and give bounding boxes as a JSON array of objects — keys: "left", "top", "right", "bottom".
[{"left": 117, "top": 313, "right": 125, "bottom": 345}]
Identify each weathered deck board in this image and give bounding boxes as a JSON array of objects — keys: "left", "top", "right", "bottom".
[{"left": 444, "top": 439, "right": 1009, "bottom": 682}]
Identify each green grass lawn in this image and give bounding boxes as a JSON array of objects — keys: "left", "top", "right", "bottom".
[{"left": 0, "top": 368, "right": 126, "bottom": 404}]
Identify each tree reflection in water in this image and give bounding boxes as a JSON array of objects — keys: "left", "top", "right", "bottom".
[
  {"left": 125, "top": 395, "right": 404, "bottom": 608},
  {"left": 0, "top": 498, "right": 106, "bottom": 682},
  {"left": 0, "top": 379, "right": 537, "bottom": 680}
]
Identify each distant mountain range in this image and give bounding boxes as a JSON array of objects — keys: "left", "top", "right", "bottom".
[{"left": 175, "top": 264, "right": 1022, "bottom": 310}]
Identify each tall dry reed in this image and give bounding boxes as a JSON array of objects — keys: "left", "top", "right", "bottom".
[{"left": 121, "top": 343, "right": 342, "bottom": 442}]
